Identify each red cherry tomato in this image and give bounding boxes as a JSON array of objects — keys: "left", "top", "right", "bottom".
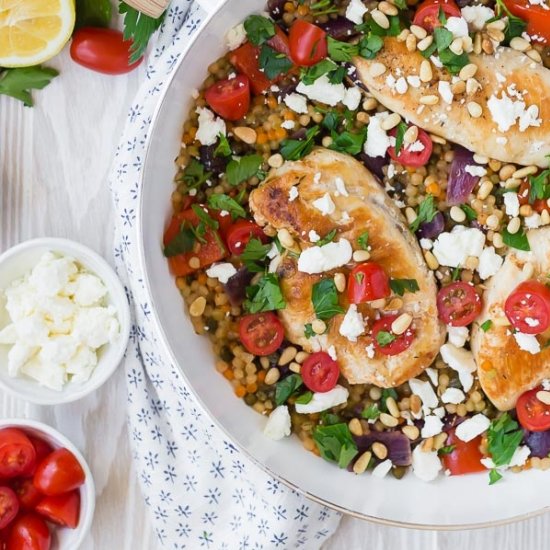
[
  {"left": 26, "top": 438, "right": 53, "bottom": 476},
  {"left": 301, "top": 352, "right": 340, "bottom": 393},
  {"left": 437, "top": 282, "right": 482, "bottom": 327},
  {"left": 35, "top": 491, "right": 80, "bottom": 529},
  {"left": 518, "top": 180, "right": 549, "bottom": 214},
  {"left": 70, "top": 27, "right": 142, "bottom": 75},
  {"left": 372, "top": 315, "right": 415, "bottom": 356},
  {"left": 288, "top": 20, "right": 328, "bottom": 67},
  {"left": 11, "top": 479, "right": 42, "bottom": 512},
  {"left": 505, "top": 280, "right": 550, "bottom": 335},
  {"left": 33, "top": 449, "right": 85, "bottom": 497},
  {"left": 163, "top": 207, "right": 228, "bottom": 277},
  {"left": 7, "top": 514, "right": 51, "bottom": 550},
  {"left": 413, "top": 0, "right": 461, "bottom": 32},
  {"left": 516, "top": 387, "right": 550, "bottom": 432},
  {"left": 347, "top": 263, "right": 391, "bottom": 304},
  {"left": 229, "top": 42, "right": 272, "bottom": 95},
  {"left": 225, "top": 219, "right": 268, "bottom": 256},
  {"left": 205, "top": 75, "right": 251, "bottom": 121},
  {"left": 441, "top": 428, "right": 486, "bottom": 475},
  {"left": 503, "top": 0, "right": 550, "bottom": 44},
  {"left": 387, "top": 128, "right": 433, "bottom": 168},
  {"left": 239, "top": 313, "right": 285, "bottom": 356},
  {"left": 0, "top": 487, "right": 18, "bottom": 530},
  {"left": 0, "top": 429, "right": 36, "bottom": 479}
]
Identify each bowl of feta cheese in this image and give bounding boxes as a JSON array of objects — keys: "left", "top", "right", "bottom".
[{"left": 0, "top": 238, "right": 131, "bottom": 404}]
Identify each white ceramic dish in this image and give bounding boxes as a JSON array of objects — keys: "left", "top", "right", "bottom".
[
  {"left": 0, "top": 238, "right": 131, "bottom": 405},
  {"left": 0, "top": 418, "right": 95, "bottom": 549},
  {"left": 137, "top": 0, "right": 550, "bottom": 528}
]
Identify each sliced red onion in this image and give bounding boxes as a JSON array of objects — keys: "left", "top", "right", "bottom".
[
  {"left": 446, "top": 146, "right": 481, "bottom": 206},
  {"left": 199, "top": 144, "right": 228, "bottom": 176},
  {"left": 416, "top": 211, "right": 445, "bottom": 239},
  {"left": 352, "top": 430, "right": 412, "bottom": 466},
  {"left": 223, "top": 267, "right": 254, "bottom": 307},
  {"left": 267, "top": 0, "right": 286, "bottom": 19},
  {"left": 359, "top": 152, "right": 387, "bottom": 180},
  {"left": 318, "top": 17, "right": 358, "bottom": 40},
  {"left": 524, "top": 430, "right": 550, "bottom": 458}
]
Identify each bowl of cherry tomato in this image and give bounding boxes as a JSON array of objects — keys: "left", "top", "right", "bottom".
[{"left": 0, "top": 419, "right": 94, "bottom": 550}]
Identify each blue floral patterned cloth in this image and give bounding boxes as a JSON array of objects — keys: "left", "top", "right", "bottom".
[{"left": 110, "top": 2, "right": 342, "bottom": 548}]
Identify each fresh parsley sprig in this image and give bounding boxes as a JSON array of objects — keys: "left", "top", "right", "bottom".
[
  {"left": 0, "top": 66, "right": 58, "bottom": 107},
  {"left": 244, "top": 273, "right": 286, "bottom": 313},
  {"left": 410, "top": 195, "right": 438, "bottom": 233},
  {"left": 312, "top": 279, "right": 344, "bottom": 320},
  {"left": 420, "top": 27, "right": 469, "bottom": 75}
]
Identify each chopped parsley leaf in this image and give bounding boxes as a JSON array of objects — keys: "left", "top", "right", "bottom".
[
  {"left": 376, "top": 331, "right": 396, "bottom": 347},
  {"left": 244, "top": 273, "right": 286, "bottom": 313},
  {"left": 312, "top": 423, "right": 359, "bottom": 468},
  {"left": 410, "top": 194, "right": 438, "bottom": 233},
  {"left": 390, "top": 278, "right": 420, "bottom": 296},
  {"left": 312, "top": 279, "right": 345, "bottom": 320}
]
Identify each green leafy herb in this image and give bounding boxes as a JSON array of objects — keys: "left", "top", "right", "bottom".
[
  {"left": 259, "top": 44, "right": 293, "bottom": 79},
  {"left": 328, "top": 66, "right": 346, "bottom": 84},
  {"left": 438, "top": 445, "right": 456, "bottom": 456},
  {"left": 357, "top": 231, "right": 369, "bottom": 250},
  {"left": 376, "top": 331, "right": 396, "bottom": 347},
  {"left": 214, "top": 134, "right": 232, "bottom": 157},
  {"left": 181, "top": 158, "right": 212, "bottom": 191},
  {"left": 190, "top": 205, "right": 219, "bottom": 243},
  {"left": 244, "top": 273, "right": 286, "bottom": 313},
  {"left": 480, "top": 319, "right": 493, "bottom": 332},
  {"left": 312, "top": 424, "right": 359, "bottom": 468},
  {"left": 390, "top": 278, "right": 420, "bottom": 296},
  {"left": 300, "top": 59, "right": 339, "bottom": 85},
  {"left": 275, "top": 374, "right": 303, "bottom": 406},
  {"left": 240, "top": 238, "right": 272, "bottom": 272},
  {"left": 394, "top": 122, "right": 408, "bottom": 154},
  {"left": 361, "top": 404, "right": 380, "bottom": 420},
  {"left": 207, "top": 194, "right": 246, "bottom": 220},
  {"left": 358, "top": 34, "right": 384, "bottom": 59},
  {"left": 312, "top": 279, "right": 345, "bottom": 320},
  {"left": 317, "top": 229, "right": 338, "bottom": 247},
  {"left": 310, "top": 0, "right": 339, "bottom": 15},
  {"left": 489, "top": 468, "right": 503, "bottom": 485},
  {"left": 493, "top": 0, "right": 527, "bottom": 43},
  {"left": 362, "top": 15, "right": 402, "bottom": 37},
  {"left": 438, "top": 6, "right": 448, "bottom": 24},
  {"left": 409, "top": 194, "right": 437, "bottom": 233},
  {"left": 322, "top": 111, "right": 342, "bottom": 132},
  {"left": 329, "top": 128, "right": 368, "bottom": 155},
  {"left": 280, "top": 126, "right": 320, "bottom": 160},
  {"left": 502, "top": 227, "right": 531, "bottom": 251},
  {"left": 0, "top": 66, "right": 58, "bottom": 107},
  {"left": 381, "top": 388, "right": 398, "bottom": 402},
  {"left": 421, "top": 27, "right": 469, "bottom": 74},
  {"left": 76, "top": 0, "right": 112, "bottom": 28},
  {"left": 119, "top": 2, "right": 165, "bottom": 64},
  {"left": 243, "top": 14, "right": 275, "bottom": 45},
  {"left": 163, "top": 224, "right": 195, "bottom": 257},
  {"left": 487, "top": 413, "right": 524, "bottom": 467},
  {"left": 304, "top": 323, "right": 316, "bottom": 338},
  {"left": 320, "top": 412, "right": 342, "bottom": 425},
  {"left": 528, "top": 169, "right": 550, "bottom": 203},
  {"left": 394, "top": 0, "right": 407, "bottom": 8},
  {"left": 461, "top": 204, "right": 478, "bottom": 221},
  {"left": 327, "top": 37, "right": 359, "bottom": 62},
  {"left": 226, "top": 154, "right": 264, "bottom": 186},
  {"left": 451, "top": 266, "right": 461, "bottom": 282},
  {"left": 296, "top": 391, "right": 314, "bottom": 405}
]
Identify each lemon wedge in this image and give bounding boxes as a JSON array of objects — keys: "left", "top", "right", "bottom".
[{"left": 0, "top": 0, "right": 75, "bottom": 67}]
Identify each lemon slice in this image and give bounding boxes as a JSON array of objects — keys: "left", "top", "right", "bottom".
[{"left": 0, "top": 0, "right": 75, "bottom": 68}]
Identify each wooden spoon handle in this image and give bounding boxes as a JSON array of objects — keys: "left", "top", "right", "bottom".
[{"left": 122, "top": 0, "right": 170, "bottom": 18}]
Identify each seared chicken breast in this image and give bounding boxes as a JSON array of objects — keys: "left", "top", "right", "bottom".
[
  {"left": 353, "top": 38, "right": 550, "bottom": 167},
  {"left": 471, "top": 228, "right": 550, "bottom": 411},
  {"left": 249, "top": 148, "right": 445, "bottom": 387}
]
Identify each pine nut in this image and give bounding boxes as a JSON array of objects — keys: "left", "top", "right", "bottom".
[
  {"left": 379, "top": 1, "right": 398, "bottom": 15},
  {"left": 486, "top": 214, "right": 500, "bottom": 230},
  {"left": 386, "top": 396, "right": 400, "bottom": 418},
  {"left": 278, "top": 346, "right": 297, "bottom": 366},
  {"left": 526, "top": 49, "right": 542, "bottom": 62},
  {"left": 451, "top": 80, "right": 466, "bottom": 95},
  {"left": 380, "top": 413, "right": 399, "bottom": 427},
  {"left": 541, "top": 209, "right": 550, "bottom": 225},
  {"left": 265, "top": 367, "right": 281, "bottom": 385},
  {"left": 369, "top": 62, "right": 387, "bottom": 78},
  {"left": 396, "top": 28, "right": 410, "bottom": 42},
  {"left": 234, "top": 126, "right": 257, "bottom": 144},
  {"left": 499, "top": 164, "right": 517, "bottom": 180},
  {"left": 510, "top": 36, "right": 530, "bottom": 52},
  {"left": 403, "top": 125, "right": 418, "bottom": 144},
  {"left": 523, "top": 262, "right": 535, "bottom": 279},
  {"left": 410, "top": 24, "right": 427, "bottom": 39},
  {"left": 487, "top": 19, "right": 506, "bottom": 31},
  {"left": 473, "top": 154, "right": 489, "bottom": 164},
  {"left": 466, "top": 78, "right": 481, "bottom": 95},
  {"left": 334, "top": 272, "right": 346, "bottom": 292},
  {"left": 430, "top": 133, "right": 446, "bottom": 144},
  {"left": 371, "top": 9, "right": 390, "bottom": 29},
  {"left": 477, "top": 180, "right": 493, "bottom": 200},
  {"left": 381, "top": 112, "right": 401, "bottom": 131},
  {"left": 459, "top": 63, "right": 478, "bottom": 81},
  {"left": 462, "top": 35, "right": 473, "bottom": 52},
  {"left": 370, "top": 298, "right": 386, "bottom": 309},
  {"left": 353, "top": 250, "right": 371, "bottom": 262},
  {"left": 362, "top": 98, "right": 378, "bottom": 111},
  {"left": 465, "top": 255, "right": 479, "bottom": 270},
  {"left": 405, "top": 206, "right": 417, "bottom": 224},
  {"left": 420, "top": 94, "right": 439, "bottom": 105},
  {"left": 487, "top": 28, "right": 504, "bottom": 42},
  {"left": 433, "top": 432, "right": 448, "bottom": 450},
  {"left": 450, "top": 38, "right": 464, "bottom": 55},
  {"left": 189, "top": 296, "right": 206, "bottom": 317},
  {"left": 295, "top": 351, "right": 309, "bottom": 364},
  {"left": 406, "top": 33, "right": 417, "bottom": 52},
  {"left": 353, "top": 451, "right": 372, "bottom": 474},
  {"left": 450, "top": 205, "right": 467, "bottom": 223},
  {"left": 372, "top": 442, "right": 388, "bottom": 460},
  {"left": 507, "top": 217, "right": 521, "bottom": 235},
  {"left": 493, "top": 232, "right": 504, "bottom": 248},
  {"left": 520, "top": 204, "right": 533, "bottom": 217},
  {"left": 277, "top": 228, "right": 295, "bottom": 249},
  {"left": 422, "top": 437, "right": 434, "bottom": 452},
  {"left": 481, "top": 37, "right": 494, "bottom": 54},
  {"left": 385, "top": 297, "right": 403, "bottom": 311},
  {"left": 424, "top": 250, "right": 439, "bottom": 270},
  {"left": 417, "top": 36, "right": 433, "bottom": 51},
  {"left": 349, "top": 418, "right": 363, "bottom": 436},
  {"left": 536, "top": 391, "right": 550, "bottom": 405},
  {"left": 473, "top": 32, "right": 482, "bottom": 54},
  {"left": 268, "top": 153, "right": 283, "bottom": 168},
  {"left": 188, "top": 256, "right": 201, "bottom": 269},
  {"left": 419, "top": 60, "right": 433, "bottom": 82},
  {"left": 289, "top": 361, "right": 301, "bottom": 373},
  {"left": 312, "top": 319, "right": 326, "bottom": 334},
  {"left": 506, "top": 177, "right": 522, "bottom": 189},
  {"left": 402, "top": 425, "right": 420, "bottom": 440},
  {"left": 391, "top": 313, "right": 413, "bottom": 335},
  {"left": 467, "top": 101, "right": 482, "bottom": 118},
  {"left": 513, "top": 165, "right": 538, "bottom": 179}
]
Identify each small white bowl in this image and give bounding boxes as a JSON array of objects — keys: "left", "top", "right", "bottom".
[
  {"left": 0, "top": 418, "right": 95, "bottom": 549},
  {"left": 0, "top": 238, "right": 131, "bottom": 405}
]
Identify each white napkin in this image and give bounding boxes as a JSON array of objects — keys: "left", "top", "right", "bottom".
[{"left": 110, "top": 2, "right": 342, "bottom": 547}]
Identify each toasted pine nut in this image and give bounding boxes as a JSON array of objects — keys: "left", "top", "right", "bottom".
[
  {"left": 371, "top": 9, "right": 390, "bottom": 29},
  {"left": 372, "top": 442, "right": 388, "bottom": 460},
  {"left": 507, "top": 217, "right": 521, "bottom": 235},
  {"left": 370, "top": 298, "right": 386, "bottom": 309},
  {"left": 410, "top": 394, "right": 422, "bottom": 414},
  {"left": 417, "top": 36, "right": 433, "bottom": 51},
  {"left": 451, "top": 80, "right": 466, "bottom": 95},
  {"left": 380, "top": 413, "right": 399, "bottom": 427},
  {"left": 405, "top": 206, "right": 417, "bottom": 224},
  {"left": 369, "top": 62, "right": 387, "bottom": 78},
  {"left": 486, "top": 19, "right": 506, "bottom": 31},
  {"left": 536, "top": 391, "right": 550, "bottom": 405},
  {"left": 268, "top": 153, "right": 283, "bottom": 168},
  {"left": 450, "top": 205, "right": 466, "bottom": 223},
  {"left": 289, "top": 361, "right": 301, "bottom": 374},
  {"left": 526, "top": 49, "right": 542, "bottom": 62},
  {"left": 406, "top": 33, "right": 417, "bottom": 52},
  {"left": 362, "top": 98, "right": 378, "bottom": 111},
  {"left": 353, "top": 250, "right": 371, "bottom": 262},
  {"left": 459, "top": 63, "right": 478, "bottom": 81},
  {"left": 510, "top": 36, "right": 530, "bottom": 52},
  {"left": 379, "top": 1, "right": 398, "bottom": 15},
  {"left": 402, "top": 425, "right": 420, "bottom": 440},
  {"left": 265, "top": 368, "right": 280, "bottom": 385},
  {"left": 391, "top": 313, "right": 413, "bottom": 335},
  {"left": 467, "top": 101, "right": 482, "bottom": 118},
  {"left": 349, "top": 418, "right": 363, "bottom": 437},
  {"left": 189, "top": 296, "right": 206, "bottom": 317},
  {"left": 410, "top": 24, "right": 427, "bottom": 39},
  {"left": 485, "top": 214, "right": 500, "bottom": 230},
  {"left": 381, "top": 112, "right": 401, "bottom": 131},
  {"left": 466, "top": 78, "right": 481, "bottom": 95},
  {"left": 386, "top": 396, "right": 400, "bottom": 418},
  {"left": 353, "top": 451, "right": 372, "bottom": 474},
  {"left": 403, "top": 125, "right": 418, "bottom": 144},
  {"left": 513, "top": 165, "right": 538, "bottom": 179},
  {"left": 334, "top": 272, "right": 346, "bottom": 293},
  {"left": 295, "top": 351, "right": 309, "bottom": 364},
  {"left": 234, "top": 126, "right": 257, "bottom": 144},
  {"left": 277, "top": 228, "right": 295, "bottom": 249},
  {"left": 450, "top": 38, "right": 463, "bottom": 55},
  {"left": 419, "top": 59, "right": 433, "bottom": 82},
  {"left": 420, "top": 94, "right": 439, "bottom": 105},
  {"left": 424, "top": 250, "right": 439, "bottom": 270},
  {"left": 312, "top": 319, "right": 326, "bottom": 334},
  {"left": 278, "top": 346, "right": 297, "bottom": 366},
  {"left": 493, "top": 232, "right": 504, "bottom": 248},
  {"left": 486, "top": 28, "right": 504, "bottom": 43}
]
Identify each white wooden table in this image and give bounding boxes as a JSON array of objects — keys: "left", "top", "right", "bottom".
[{"left": 1, "top": 32, "right": 549, "bottom": 550}]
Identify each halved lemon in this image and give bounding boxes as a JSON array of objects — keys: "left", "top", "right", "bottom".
[{"left": 0, "top": 0, "right": 75, "bottom": 67}]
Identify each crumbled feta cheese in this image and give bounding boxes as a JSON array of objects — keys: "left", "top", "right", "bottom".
[
  {"left": 422, "top": 415, "right": 444, "bottom": 438},
  {"left": 514, "top": 332, "right": 541, "bottom": 354},
  {"left": 297, "top": 239, "right": 353, "bottom": 274},
  {"left": 409, "top": 378, "right": 439, "bottom": 409},
  {"left": 420, "top": 238, "right": 433, "bottom": 250},
  {"left": 283, "top": 93, "right": 308, "bottom": 114},
  {"left": 372, "top": 459, "right": 393, "bottom": 478},
  {"left": 288, "top": 186, "right": 299, "bottom": 202},
  {"left": 365, "top": 343, "right": 375, "bottom": 359},
  {"left": 455, "top": 414, "right": 490, "bottom": 442},
  {"left": 206, "top": 263, "right": 237, "bottom": 284},
  {"left": 364, "top": 113, "right": 391, "bottom": 158},
  {"left": 342, "top": 87, "right": 362, "bottom": 111},
  {"left": 309, "top": 230, "right": 320, "bottom": 243},
  {"left": 73, "top": 307, "right": 119, "bottom": 349},
  {"left": 408, "top": 140, "right": 425, "bottom": 153},
  {"left": 432, "top": 226, "right": 485, "bottom": 268},
  {"left": 477, "top": 246, "right": 503, "bottom": 280},
  {"left": 281, "top": 119, "right": 295, "bottom": 130},
  {"left": 461, "top": 5, "right": 495, "bottom": 30},
  {"left": 295, "top": 385, "right": 349, "bottom": 413},
  {"left": 510, "top": 445, "right": 531, "bottom": 467},
  {"left": 525, "top": 317, "right": 540, "bottom": 328},
  {"left": 425, "top": 367, "right": 439, "bottom": 386},
  {"left": 464, "top": 165, "right": 487, "bottom": 177},
  {"left": 312, "top": 193, "right": 336, "bottom": 215},
  {"left": 28, "top": 253, "right": 77, "bottom": 297},
  {"left": 487, "top": 92, "right": 541, "bottom": 133},
  {"left": 543, "top": 379, "right": 550, "bottom": 391},
  {"left": 525, "top": 213, "right": 541, "bottom": 229},
  {"left": 412, "top": 446, "right": 442, "bottom": 482},
  {"left": 440, "top": 343, "right": 477, "bottom": 392},
  {"left": 334, "top": 177, "right": 349, "bottom": 197},
  {"left": 296, "top": 75, "right": 346, "bottom": 106},
  {"left": 503, "top": 192, "right": 520, "bottom": 217},
  {"left": 438, "top": 81, "right": 453, "bottom": 104},
  {"left": 441, "top": 387, "right": 466, "bottom": 404},
  {"left": 196, "top": 107, "right": 226, "bottom": 146},
  {"left": 264, "top": 406, "right": 292, "bottom": 440},
  {"left": 327, "top": 345, "right": 337, "bottom": 360},
  {"left": 407, "top": 75, "right": 421, "bottom": 88},
  {"left": 226, "top": 23, "right": 247, "bottom": 50},
  {"left": 445, "top": 16, "right": 469, "bottom": 38},
  {"left": 339, "top": 305, "right": 365, "bottom": 342},
  {"left": 447, "top": 326, "right": 469, "bottom": 348},
  {"left": 345, "top": 0, "right": 368, "bottom": 24}
]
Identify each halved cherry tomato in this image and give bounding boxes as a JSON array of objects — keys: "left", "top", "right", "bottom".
[
  {"left": 387, "top": 128, "right": 433, "bottom": 168},
  {"left": 441, "top": 428, "right": 486, "bottom": 475},
  {"left": 505, "top": 280, "right": 550, "bottom": 335},
  {"left": 301, "top": 352, "right": 340, "bottom": 393},
  {"left": 348, "top": 263, "right": 391, "bottom": 304},
  {"left": 239, "top": 313, "right": 285, "bottom": 356},
  {"left": 70, "top": 27, "right": 142, "bottom": 75},
  {"left": 163, "top": 207, "right": 228, "bottom": 277},
  {"left": 0, "top": 429, "right": 36, "bottom": 479},
  {"left": 27, "top": 438, "right": 53, "bottom": 475},
  {"left": 268, "top": 26, "right": 291, "bottom": 57},
  {"left": 372, "top": 314, "right": 415, "bottom": 356},
  {"left": 229, "top": 43, "right": 272, "bottom": 95},
  {"left": 288, "top": 20, "right": 328, "bottom": 67},
  {"left": 518, "top": 179, "right": 549, "bottom": 213},
  {"left": 205, "top": 75, "right": 251, "bottom": 121},
  {"left": 11, "top": 479, "right": 42, "bottom": 512},
  {"left": 225, "top": 219, "right": 268, "bottom": 256},
  {"left": 413, "top": 0, "right": 461, "bottom": 32},
  {"left": 516, "top": 387, "right": 550, "bottom": 432},
  {"left": 36, "top": 491, "right": 80, "bottom": 529},
  {"left": 33, "top": 449, "right": 85, "bottom": 497},
  {"left": 503, "top": 0, "right": 550, "bottom": 44},
  {"left": 8, "top": 514, "right": 51, "bottom": 550},
  {"left": 437, "top": 282, "right": 482, "bottom": 327},
  {"left": 0, "top": 487, "right": 18, "bottom": 530}
]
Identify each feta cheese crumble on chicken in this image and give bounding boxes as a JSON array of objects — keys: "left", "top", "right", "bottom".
[
  {"left": 440, "top": 343, "right": 477, "bottom": 392},
  {"left": 297, "top": 239, "right": 353, "bottom": 274},
  {"left": 513, "top": 332, "right": 541, "bottom": 355},
  {"left": 263, "top": 405, "right": 292, "bottom": 440},
  {"left": 312, "top": 193, "right": 336, "bottom": 215},
  {"left": 487, "top": 92, "right": 542, "bottom": 133},
  {"left": 339, "top": 305, "right": 365, "bottom": 342},
  {"left": 477, "top": 246, "right": 503, "bottom": 280}
]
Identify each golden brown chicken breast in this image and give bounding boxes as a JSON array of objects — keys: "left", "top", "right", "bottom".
[
  {"left": 353, "top": 38, "right": 550, "bottom": 167},
  {"left": 471, "top": 228, "right": 550, "bottom": 411},
  {"left": 249, "top": 148, "right": 446, "bottom": 387}
]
